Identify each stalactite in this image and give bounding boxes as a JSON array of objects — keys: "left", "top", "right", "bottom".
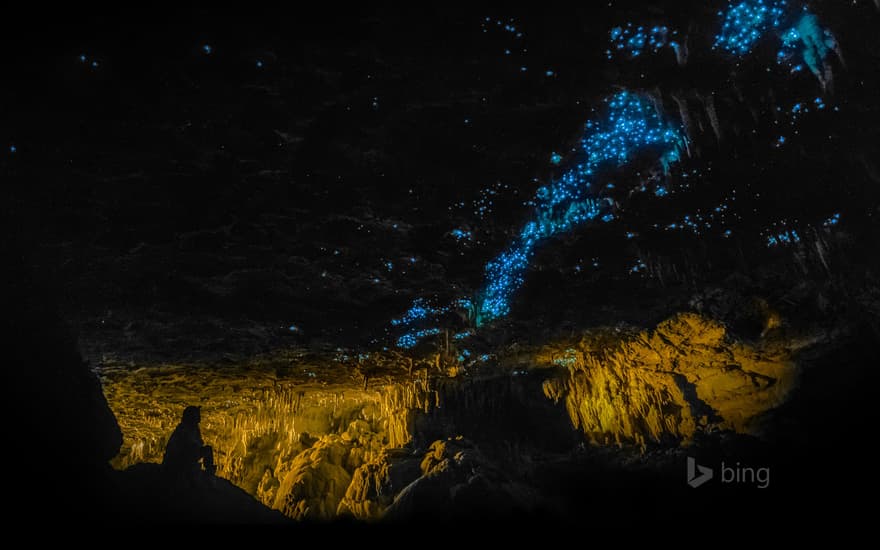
[
  {"left": 671, "top": 37, "right": 688, "bottom": 66},
  {"left": 702, "top": 92, "right": 722, "bottom": 141},
  {"left": 670, "top": 92, "right": 695, "bottom": 157}
]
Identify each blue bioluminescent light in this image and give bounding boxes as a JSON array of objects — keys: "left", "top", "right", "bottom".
[
  {"left": 608, "top": 23, "right": 674, "bottom": 59},
  {"left": 256, "top": 59, "right": 264, "bottom": 68},
  {"left": 545, "top": 69, "right": 555, "bottom": 77},
  {"left": 202, "top": 44, "right": 212, "bottom": 55},
  {"left": 387, "top": 5, "right": 837, "bottom": 348},
  {"left": 776, "top": 11, "right": 837, "bottom": 84},
  {"left": 9, "top": 145, "right": 16, "bottom": 154},
  {"left": 450, "top": 228, "right": 473, "bottom": 241},
  {"left": 396, "top": 327, "right": 442, "bottom": 349},
  {"left": 713, "top": 0, "right": 787, "bottom": 56},
  {"left": 477, "top": 91, "right": 684, "bottom": 322},
  {"left": 78, "top": 54, "right": 87, "bottom": 63},
  {"left": 823, "top": 212, "right": 841, "bottom": 227},
  {"left": 391, "top": 298, "right": 438, "bottom": 327},
  {"left": 288, "top": 325, "right": 301, "bottom": 333},
  {"left": 715, "top": 1, "right": 837, "bottom": 85},
  {"left": 766, "top": 228, "right": 800, "bottom": 247}
]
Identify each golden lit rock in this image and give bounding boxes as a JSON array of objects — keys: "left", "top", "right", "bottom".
[
  {"left": 100, "top": 311, "right": 803, "bottom": 521},
  {"left": 538, "top": 312, "right": 797, "bottom": 446}
]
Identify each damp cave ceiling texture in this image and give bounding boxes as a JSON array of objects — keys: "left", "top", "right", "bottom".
[{"left": 4, "top": 1, "right": 879, "bottom": 350}]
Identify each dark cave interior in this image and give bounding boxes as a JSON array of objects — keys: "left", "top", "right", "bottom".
[{"left": 3, "top": 1, "right": 880, "bottom": 526}]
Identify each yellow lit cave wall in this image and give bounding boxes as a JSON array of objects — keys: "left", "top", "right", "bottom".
[
  {"left": 539, "top": 313, "right": 798, "bottom": 447},
  {"left": 101, "top": 312, "right": 800, "bottom": 519}
]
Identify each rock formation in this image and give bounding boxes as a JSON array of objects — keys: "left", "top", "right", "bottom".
[{"left": 539, "top": 313, "right": 797, "bottom": 446}]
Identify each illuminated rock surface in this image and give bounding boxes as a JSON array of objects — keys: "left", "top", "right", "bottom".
[
  {"left": 102, "top": 311, "right": 809, "bottom": 520},
  {"left": 539, "top": 313, "right": 797, "bottom": 446}
]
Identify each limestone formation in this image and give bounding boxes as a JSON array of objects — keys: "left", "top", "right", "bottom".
[{"left": 539, "top": 313, "right": 797, "bottom": 446}]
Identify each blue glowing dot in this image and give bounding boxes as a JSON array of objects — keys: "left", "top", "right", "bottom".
[
  {"left": 202, "top": 44, "right": 212, "bottom": 54},
  {"left": 723, "top": 229, "right": 733, "bottom": 238},
  {"left": 451, "top": 228, "right": 473, "bottom": 241},
  {"left": 655, "top": 186, "right": 668, "bottom": 197},
  {"left": 464, "top": 118, "right": 471, "bottom": 124},
  {"left": 504, "top": 49, "right": 511, "bottom": 55},
  {"left": 78, "top": 54, "right": 87, "bottom": 63},
  {"left": 256, "top": 60, "right": 264, "bottom": 68},
  {"left": 545, "top": 70, "right": 555, "bottom": 77},
  {"left": 9, "top": 145, "right": 17, "bottom": 154},
  {"left": 288, "top": 325, "right": 300, "bottom": 332},
  {"left": 550, "top": 152, "right": 562, "bottom": 165},
  {"left": 823, "top": 212, "right": 841, "bottom": 227},
  {"left": 520, "top": 66, "right": 528, "bottom": 72}
]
